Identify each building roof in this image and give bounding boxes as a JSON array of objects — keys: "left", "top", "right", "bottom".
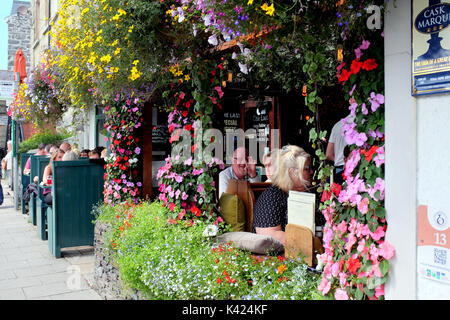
[{"left": 11, "top": 0, "right": 30, "bottom": 15}]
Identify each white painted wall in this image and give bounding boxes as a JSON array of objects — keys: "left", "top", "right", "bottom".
[
  {"left": 385, "top": 1, "right": 450, "bottom": 299},
  {"left": 385, "top": 0, "right": 418, "bottom": 299},
  {"left": 416, "top": 92, "right": 450, "bottom": 299}
]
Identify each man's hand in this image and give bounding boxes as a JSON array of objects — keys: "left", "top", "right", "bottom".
[{"left": 247, "top": 156, "right": 257, "bottom": 178}]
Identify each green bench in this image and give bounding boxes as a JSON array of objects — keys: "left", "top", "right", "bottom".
[
  {"left": 47, "top": 159, "right": 105, "bottom": 258},
  {"left": 29, "top": 155, "right": 49, "bottom": 226},
  {"left": 20, "top": 152, "right": 33, "bottom": 214}
]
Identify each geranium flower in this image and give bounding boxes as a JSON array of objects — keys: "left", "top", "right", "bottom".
[
  {"left": 350, "top": 59, "right": 363, "bottom": 74},
  {"left": 362, "top": 58, "right": 378, "bottom": 71},
  {"left": 338, "top": 69, "right": 351, "bottom": 82}
]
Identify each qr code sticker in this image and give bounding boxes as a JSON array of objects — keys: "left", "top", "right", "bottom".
[{"left": 434, "top": 248, "right": 447, "bottom": 265}]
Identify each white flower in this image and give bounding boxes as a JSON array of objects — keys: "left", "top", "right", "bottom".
[
  {"left": 208, "top": 34, "right": 218, "bottom": 46},
  {"left": 315, "top": 253, "right": 324, "bottom": 271},
  {"left": 238, "top": 62, "right": 248, "bottom": 74},
  {"left": 202, "top": 224, "right": 219, "bottom": 237}
]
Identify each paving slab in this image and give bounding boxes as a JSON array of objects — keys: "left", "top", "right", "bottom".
[{"left": 0, "top": 181, "right": 103, "bottom": 300}]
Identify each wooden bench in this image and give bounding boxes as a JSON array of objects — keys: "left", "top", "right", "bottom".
[
  {"left": 20, "top": 152, "right": 33, "bottom": 215},
  {"left": 47, "top": 159, "right": 105, "bottom": 258},
  {"left": 29, "top": 155, "right": 49, "bottom": 227}
]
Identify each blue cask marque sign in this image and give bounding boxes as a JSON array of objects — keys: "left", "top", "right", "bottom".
[
  {"left": 415, "top": 2, "right": 450, "bottom": 34},
  {"left": 412, "top": 0, "right": 450, "bottom": 95}
]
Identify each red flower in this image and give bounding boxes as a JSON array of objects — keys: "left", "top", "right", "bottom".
[
  {"left": 168, "top": 203, "right": 176, "bottom": 212},
  {"left": 347, "top": 258, "right": 362, "bottom": 274},
  {"left": 362, "top": 58, "right": 378, "bottom": 71},
  {"left": 361, "top": 145, "right": 378, "bottom": 162},
  {"left": 350, "top": 59, "right": 363, "bottom": 75},
  {"left": 185, "top": 124, "right": 192, "bottom": 131},
  {"left": 338, "top": 69, "right": 352, "bottom": 82},
  {"left": 190, "top": 205, "right": 201, "bottom": 217},
  {"left": 330, "top": 182, "right": 342, "bottom": 196}
]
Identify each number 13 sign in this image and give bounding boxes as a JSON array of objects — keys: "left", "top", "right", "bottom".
[{"left": 417, "top": 205, "right": 450, "bottom": 285}]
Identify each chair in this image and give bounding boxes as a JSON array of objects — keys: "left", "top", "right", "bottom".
[
  {"left": 224, "top": 180, "right": 272, "bottom": 232},
  {"left": 285, "top": 224, "right": 324, "bottom": 267}
]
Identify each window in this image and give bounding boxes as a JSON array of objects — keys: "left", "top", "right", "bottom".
[{"left": 95, "top": 105, "right": 108, "bottom": 149}]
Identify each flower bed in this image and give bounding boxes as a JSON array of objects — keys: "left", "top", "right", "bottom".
[{"left": 93, "top": 200, "right": 322, "bottom": 300}]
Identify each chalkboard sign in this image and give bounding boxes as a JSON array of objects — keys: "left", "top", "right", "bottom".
[
  {"left": 223, "top": 112, "right": 240, "bottom": 131},
  {"left": 246, "top": 110, "right": 270, "bottom": 143},
  {"left": 152, "top": 125, "right": 169, "bottom": 144}
]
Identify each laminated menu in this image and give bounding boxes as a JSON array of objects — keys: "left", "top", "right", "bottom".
[{"left": 288, "top": 190, "right": 315, "bottom": 233}]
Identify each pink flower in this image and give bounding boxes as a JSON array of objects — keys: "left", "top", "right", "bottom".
[
  {"left": 197, "top": 184, "right": 204, "bottom": 193},
  {"left": 370, "top": 226, "right": 386, "bottom": 241},
  {"left": 368, "top": 92, "right": 385, "bottom": 112},
  {"left": 378, "top": 241, "right": 395, "bottom": 260},
  {"left": 331, "top": 262, "right": 340, "bottom": 277},
  {"left": 375, "top": 284, "right": 385, "bottom": 298},
  {"left": 355, "top": 132, "right": 368, "bottom": 147},
  {"left": 354, "top": 47, "right": 362, "bottom": 60},
  {"left": 373, "top": 147, "right": 385, "bottom": 167},
  {"left": 360, "top": 39, "right": 370, "bottom": 50},
  {"left": 214, "top": 86, "right": 224, "bottom": 98},
  {"left": 184, "top": 157, "right": 193, "bottom": 166},
  {"left": 334, "top": 288, "right": 349, "bottom": 300},
  {"left": 357, "top": 197, "right": 369, "bottom": 214},
  {"left": 318, "top": 277, "right": 331, "bottom": 295},
  {"left": 339, "top": 272, "right": 347, "bottom": 287}
]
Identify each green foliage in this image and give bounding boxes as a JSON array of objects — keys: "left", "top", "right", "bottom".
[
  {"left": 18, "top": 129, "right": 72, "bottom": 154},
  {"left": 94, "top": 200, "right": 321, "bottom": 300}
]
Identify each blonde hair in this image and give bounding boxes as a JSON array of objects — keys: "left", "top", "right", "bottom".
[
  {"left": 271, "top": 145, "right": 310, "bottom": 193},
  {"left": 62, "top": 150, "right": 78, "bottom": 161}
]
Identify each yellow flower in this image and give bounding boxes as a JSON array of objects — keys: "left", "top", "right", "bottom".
[
  {"left": 266, "top": 3, "right": 275, "bottom": 16},
  {"left": 100, "top": 54, "right": 111, "bottom": 64},
  {"left": 261, "top": 3, "right": 275, "bottom": 16},
  {"left": 247, "top": 0, "right": 254, "bottom": 4},
  {"left": 114, "top": 47, "right": 121, "bottom": 55},
  {"left": 184, "top": 74, "right": 190, "bottom": 81}
]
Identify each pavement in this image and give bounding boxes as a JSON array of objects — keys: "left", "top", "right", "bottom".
[{"left": 0, "top": 180, "right": 102, "bottom": 300}]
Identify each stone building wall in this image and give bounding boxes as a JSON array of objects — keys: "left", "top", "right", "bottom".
[
  {"left": 93, "top": 221, "right": 143, "bottom": 300},
  {"left": 6, "top": 5, "right": 32, "bottom": 73}
]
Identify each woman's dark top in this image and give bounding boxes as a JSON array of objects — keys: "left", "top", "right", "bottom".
[{"left": 252, "top": 185, "right": 289, "bottom": 233}]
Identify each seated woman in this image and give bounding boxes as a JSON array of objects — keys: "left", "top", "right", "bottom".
[
  {"left": 42, "top": 149, "right": 65, "bottom": 206},
  {"left": 252, "top": 145, "right": 313, "bottom": 245},
  {"left": 62, "top": 150, "right": 79, "bottom": 161},
  {"left": 262, "top": 148, "right": 280, "bottom": 182}
]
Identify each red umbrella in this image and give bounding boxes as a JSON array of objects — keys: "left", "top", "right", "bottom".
[{"left": 13, "top": 49, "right": 27, "bottom": 82}]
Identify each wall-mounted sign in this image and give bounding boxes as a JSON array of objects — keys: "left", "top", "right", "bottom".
[
  {"left": 417, "top": 205, "right": 450, "bottom": 285},
  {"left": 412, "top": 0, "right": 450, "bottom": 95},
  {"left": 0, "top": 81, "right": 15, "bottom": 101}
]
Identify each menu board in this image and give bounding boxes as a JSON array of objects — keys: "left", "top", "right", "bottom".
[{"left": 152, "top": 125, "right": 169, "bottom": 145}]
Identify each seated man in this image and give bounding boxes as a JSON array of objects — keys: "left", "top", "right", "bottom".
[
  {"left": 23, "top": 143, "right": 47, "bottom": 175},
  {"left": 218, "top": 147, "right": 260, "bottom": 199}
]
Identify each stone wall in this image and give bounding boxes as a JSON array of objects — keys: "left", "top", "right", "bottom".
[
  {"left": 6, "top": 8, "right": 32, "bottom": 73},
  {"left": 92, "top": 221, "right": 143, "bottom": 300}
]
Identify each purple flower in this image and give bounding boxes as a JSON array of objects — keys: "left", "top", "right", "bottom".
[{"left": 135, "top": 147, "right": 141, "bottom": 155}]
